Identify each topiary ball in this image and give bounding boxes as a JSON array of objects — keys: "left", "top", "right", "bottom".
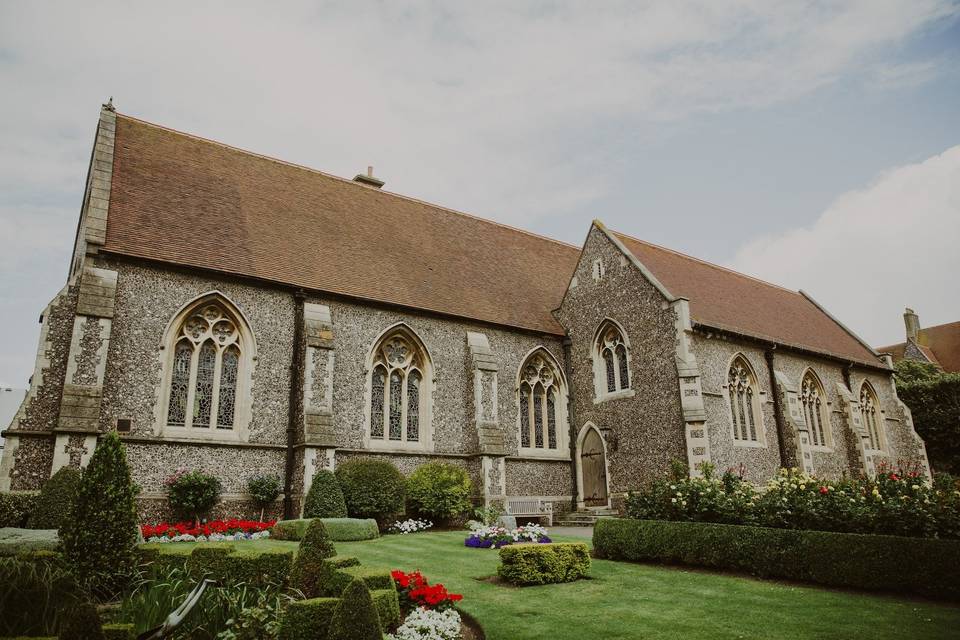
[
  {"left": 335, "top": 459, "right": 405, "bottom": 524},
  {"left": 303, "top": 469, "right": 348, "bottom": 518},
  {"left": 328, "top": 577, "right": 382, "bottom": 640},
  {"left": 290, "top": 518, "right": 337, "bottom": 597},
  {"left": 28, "top": 466, "right": 81, "bottom": 530}
]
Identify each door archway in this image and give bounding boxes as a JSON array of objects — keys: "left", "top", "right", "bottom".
[{"left": 577, "top": 424, "right": 609, "bottom": 508}]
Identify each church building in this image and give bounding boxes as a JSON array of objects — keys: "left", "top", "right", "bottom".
[{"left": 0, "top": 103, "right": 931, "bottom": 520}]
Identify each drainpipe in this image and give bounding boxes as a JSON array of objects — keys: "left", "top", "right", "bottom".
[
  {"left": 764, "top": 347, "right": 789, "bottom": 468},
  {"left": 562, "top": 336, "right": 579, "bottom": 512},
  {"left": 283, "top": 290, "right": 306, "bottom": 519}
]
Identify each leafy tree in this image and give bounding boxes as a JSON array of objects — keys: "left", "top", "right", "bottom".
[
  {"left": 302, "top": 469, "right": 347, "bottom": 519},
  {"left": 896, "top": 363, "right": 960, "bottom": 474},
  {"left": 166, "top": 470, "right": 222, "bottom": 524},
  {"left": 406, "top": 462, "right": 473, "bottom": 522},
  {"left": 335, "top": 459, "right": 405, "bottom": 524},
  {"left": 246, "top": 474, "right": 282, "bottom": 521},
  {"left": 895, "top": 360, "right": 943, "bottom": 386},
  {"left": 60, "top": 433, "right": 138, "bottom": 599}
]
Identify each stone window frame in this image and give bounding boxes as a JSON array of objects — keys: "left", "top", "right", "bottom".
[
  {"left": 515, "top": 346, "right": 570, "bottom": 459},
  {"left": 591, "top": 318, "right": 634, "bottom": 404},
  {"left": 155, "top": 292, "right": 257, "bottom": 443},
  {"left": 362, "top": 323, "right": 435, "bottom": 453},
  {"left": 800, "top": 368, "right": 833, "bottom": 451},
  {"left": 858, "top": 380, "right": 887, "bottom": 453},
  {"left": 723, "top": 353, "right": 767, "bottom": 448},
  {"left": 592, "top": 258, "right": 605, "bottom": 282}
]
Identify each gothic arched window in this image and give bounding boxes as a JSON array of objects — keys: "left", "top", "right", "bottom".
[
  {"left": 800, "top": 370, "right": 831, "bottom": 448},
  {"left": 726, "top": 355, "right": 763, "bottom": 444},
  {"left": 161, "top": 295, "right": 254, "bottom": 439},
  {"left": 367, "top": 325, "right": 432, "bottom": 449},
  {"left": 518, "top": 349, "right": 568, "bottom": 454},
  {"left": 593, "top": 320, "right": 631, "bottom": 399},
  {"left": 859, "top": 382, "right": 885, "bottom": 451}
]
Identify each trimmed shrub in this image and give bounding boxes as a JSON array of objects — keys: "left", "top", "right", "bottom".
[
  {"left": 290, "top": 519, "right": 337, "bottom": 597},
  {"left": 328, "top": 578, "right": 382, "bottom": 640},
  {"left": 406, "top": 462, "right": 474, "bottom": 522},
  {"left": 320, "top": 565, "right": 395, "bottom": 598},
  {"left": 278, "top": 597, "right": 339, "bottom": 640},
  {"left": 336, "top": 459, "right": 405, "bottom": 524},
  {"left": 164, "top": 470, "right": 221, "bottom": 523},
  {"left": 58, "top": 601, "right": 105, "bottom": 640},
  {"left": 0, "top": 528, "right": 59, "bottom": 556},
  {"left": 0, "top": 492, "right": 39, "bottom": 528},
  {"left": 897, "top": 367, "right": 960, "bottom": 474},
  {"left": 497, "top": 543, "right": 591, "bottom": 585},
  {"left": 370, "top": 588, "right": 401, "bottom": 631},
  {"left": 100, "top": 623, "right": 134, "bottom": 640},
  {"left": 593, "top": 518, "right": 960, "bottom": 600},
  {"left": 271, "top": 517, "right": 379, "bottom": 542},
  {"left": 60, "top": 432, "right": 138, "bottom": 599},
  {"left": 303, "top": 470, "right": 348, "bottom": 519},
  {"left": 186, "top": 545, "right": 293, "bottom": 587},
  {"left": 28, "top": 467, "right": 81, "bottom": 531},
  {"left": 246, "top": 474, "right": 282, "bottom": 521}
]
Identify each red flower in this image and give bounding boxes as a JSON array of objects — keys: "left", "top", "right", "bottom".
[{"left": 819, "top": 486, "right": 829, "bottom": 494}]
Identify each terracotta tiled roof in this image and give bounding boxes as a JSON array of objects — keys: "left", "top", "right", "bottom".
[
  {"left": 613, "top": 232, "right": 883, "bottom": 366},
  {"left": 879, "top": 321, "right": 960, "bottom": 373},
  {"left": 104, "top": 115, "right": 580, "bottom": 335}
]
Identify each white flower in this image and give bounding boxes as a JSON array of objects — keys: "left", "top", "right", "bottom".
[{"left": 387, "top": 607, "right": 462, "bottom": 640}]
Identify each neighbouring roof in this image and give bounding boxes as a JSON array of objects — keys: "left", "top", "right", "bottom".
[
  {"left": 104, "top": 115, "right": 581, "bottom": 335},
  {"left": 879, "top": 321, "right": 960, "bottom": 373},
  {"left": 613, "top": 232, "right": 883, "bottom": 366},
  {"left": 101, "top": 113, "right": 884, "bottom": 366}
]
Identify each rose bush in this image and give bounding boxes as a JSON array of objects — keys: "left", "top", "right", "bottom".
[{"left": 391, "top": 570, "right": 462, "bottom": 612}]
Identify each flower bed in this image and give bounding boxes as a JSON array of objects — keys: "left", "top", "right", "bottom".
[
  {"left": 390, "top": 518, "right": 433, "bottom": 534},
  {"left": 141, "top": 518, "right": 275, "bottom": 542},
  {"left": 391, "top": 569, "right": 463, "bottom": 611},
  {"left": 464, "top": 524, "right": 551, "bottom": 549},
  {"left": 387, "top": 607, "right": 462, "bottom": 640}
]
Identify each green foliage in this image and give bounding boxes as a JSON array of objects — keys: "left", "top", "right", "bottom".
[
  {"left": 302, "top": 470, "right": 347, "bottom": 519},
  {"left": 246, "top": 474, "right": 282, "bottom": 520},
  {"left": 0, "top": 492, "right": 38, "bottom": 528},
  {"left": 335, "top": 459, "right": 405, "bottom": 524},
  {"left": 497, "top": 543, "right": 591, "bottom": 585},
  {"left": 894, "top": 359, "right": 943, "bottom": 385},
  {"left": 0, "top": 554, "right": 81, "bottom": 637},
  {"left": 406, "top": 462, "right": 474, "bottom": 521},
  {"left": 271, "top": 518, "right": 378, "bottom": 542},
  {"left": 60, "top": 432, "right": 138, "bottom": 600},
  {"left": 59, "top": 601, "right": 105, "bottom": 640},
  {"left": 370, "top": 589, "right": 400, "bottom": 632},
  {"left": 278, "top": 597, "right": 339, "bottom": 640},
  {"left": 166, "top": 470, "right": 222, "bottom": 523},
  {"left": 473, "top": 504, "right": 503, "bottom": 526},
  {"left": 214, "top": 586, "right": 287, "bottom": 640},
  {"left": 328, "top": 578, "right": 382, "bottom": 640},
  {"left": 28, "top": 467, "right": 81, "bottom": 530},
  {"left": 626, "top": 466, "right": 960, "bottom": 538},
  {"left": 320, "top": 565, "right": 395, "bottom": 598},
  {"left": 290, "top": 519, "right": 337, "bottom": 598},
  {"left": 593, "top": 517, "right": 960, "bottom": 600},
  {"left": 896, "top": 366, "right": 960, "bottom": 474},
  {"left": 100, "top": 624, "right": 135, "bottom": 640},
  {"left": 0, "top": 528, "right": 59, "bottom": 555},
  {"left": 186, "top": 546, "right": 293, "bottom": 588}
]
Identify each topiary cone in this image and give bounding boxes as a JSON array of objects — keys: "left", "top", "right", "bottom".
[
  {"left": 290, "top": 518, "right": 338, "bottom": 597},
  {"left": 328, "top": 577, "right": 382, "bottom": 640},
  {"left": 303, "top": 469, "right": 348, "bottom": 518}
]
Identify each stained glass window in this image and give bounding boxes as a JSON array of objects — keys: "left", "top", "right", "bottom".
[
  {"left": 217, "top": 346, "right": 239, "bottom": 429},
  {"left": 533, "top": 386, "right": 544, "bottom": 448},
  {"left": 371, "top": 366, "right": 385, "bottom": 438},
  {"left": 616, "top": 344, "right": 629, "bottom": 390},
  {"left": 167, "top": 341, "right": 192, "bottom": 427},
  {"left": 368, "top": 327, "right": 431, "bottom": 446},
  {"left": 547, "top": 390, "right": 557, "bottom": 449},
  {"left": 194, "top": 341, "right": 216, "bottom": 428},
  {"left": 518, "top": 351, "right": 565, "bottom": 451},
  {"left": 596, "top": 322, "right": 631, "bottom": 396},
  {"left": 859, "top": 384, "right": 883, "bottom": 450},
  {"left": 728, "top": 357, "right": 759, "bottom": 442},
  {"left": 604, "top": 350, "right": 616, "bottom": 393},
  {"left": 520, "top": 388, "right": 531, "bottom": 448},
  {"left": 801, "top": 372, "right": 828, "bottom": 447}
]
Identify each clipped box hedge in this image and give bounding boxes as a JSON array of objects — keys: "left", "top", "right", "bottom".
[
  {"left": 0, "top": 492, "right": 39, "bottom": 528},
  {"left": 278, "top": 589, "right": 399, "bottom": 639},
  {"left": 321, "top": 564, "right": 395, "bottom": 597},
  {"left": 137, "top": 543, "right": 293, "bottom": 587},
  {"left": 497, "top": 542, "right": 591, "bottom": 585},
  {"left": 271, "top": 517, "right": 379, "bottom": 542},
  {"left": 593, "top": 518, "right": 960, "bottom": 600}
]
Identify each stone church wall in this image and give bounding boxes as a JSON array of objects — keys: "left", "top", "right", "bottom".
[{"left": 555, "top": 226, "right": 687, "bottom": 502}]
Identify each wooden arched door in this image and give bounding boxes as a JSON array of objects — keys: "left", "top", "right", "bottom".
[{"left": 580, "top": 428, "right": 608, "bottom": 506}]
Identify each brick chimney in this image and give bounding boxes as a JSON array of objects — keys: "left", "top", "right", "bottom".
[
  {"left": 353, "top": 165, "right": 384, "bottom": 189},
  {"left": 904, "top": 308, "right": 920, "bottom": 342}
]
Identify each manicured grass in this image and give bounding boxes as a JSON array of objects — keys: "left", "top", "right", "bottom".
[{"left": 144, "top": 531, "right": 960, "bottom": 639}]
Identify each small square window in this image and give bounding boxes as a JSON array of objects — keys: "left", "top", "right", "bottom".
[{"left": 116, "top": 418, "right": 132, "bottom": 433}]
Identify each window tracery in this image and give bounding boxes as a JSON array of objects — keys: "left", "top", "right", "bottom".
[
  {"left": 727, "top": 355, "right": 761, "bottom": 443},
  {"left": 368, "top": 327, "right": 430, "bottom": 446},
  {"left": 518, "top": 350, "right": 567, "bottom": 453}
]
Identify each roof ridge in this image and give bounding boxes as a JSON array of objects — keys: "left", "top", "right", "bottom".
[
  {"left": 114, "top": 112, "right": 580, "bottom": 252},
  {"left": 612, "top": 229, "right": 799, "bottom": 295}
]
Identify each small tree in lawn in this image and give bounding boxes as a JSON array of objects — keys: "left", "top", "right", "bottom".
[
  {"left": 246, "top": 473, "right": 282, "bottom": 521},
  {"left": 165, "top": 469, "right": 222, "bottom": 525},
  {"left": 60, "top": 431, "right": 138, "bottom": 600}
]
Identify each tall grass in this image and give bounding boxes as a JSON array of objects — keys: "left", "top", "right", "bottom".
[{"left": 0, "top": 555, "right": 82, "bottom": 636}]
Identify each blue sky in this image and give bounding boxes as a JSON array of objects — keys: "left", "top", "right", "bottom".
[{"left": 1, "top": 1, "right": 958, "bottom": 387}]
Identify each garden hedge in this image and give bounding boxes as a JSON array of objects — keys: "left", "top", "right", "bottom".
[
  {"left": 0, "top": 492, "right": 39, "bottom": 528},
  {"left": 497, "top": 542, "right": 591, "bottom": 585},
  {"left": 100, "top": 624, "right": 135, "bottom": 640},
  {"left": 271, "top": 517, "right": 379, "bottom": 542},
  {"left": 302, "top": 469, "right": 348, "bottom": 519},
  {"left": 28, "top": 467, "right": 80, "bottom": 531},
  {"left": 897, "top": 372, "right": 960, "bottom": 474},
  {"left": 0, "top": 528, "right": 59, "bottom": 556},
  {"left": 278, "top": 589, "right": 399, "bottom": 639},
  {"left": 328, "top": 578, "right": 382, "bottom": 640},
  {"left": 593, "top": 518, "right": 960, "bottom": 600},
  {"left": 320, "top": 565, "right": 395, "bottom": 597},
  {"left": 136, "top": 544, "right": 293, "bottom": 587},
  {"left": 335, "top": 459, "right": 405, "bottom": 524}
]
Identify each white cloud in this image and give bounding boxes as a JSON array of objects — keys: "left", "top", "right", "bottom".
[{"left": 729, "top": 146, "right": 960, "bottom": 347}]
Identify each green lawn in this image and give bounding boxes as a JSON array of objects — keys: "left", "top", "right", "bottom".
[{"left": 147, "top": 531, "right": 960, "bottom": 639}]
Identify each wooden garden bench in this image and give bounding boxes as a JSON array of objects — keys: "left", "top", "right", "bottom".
[{"left": 505, "top": 497, "right": 553, "bottom": 526}]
